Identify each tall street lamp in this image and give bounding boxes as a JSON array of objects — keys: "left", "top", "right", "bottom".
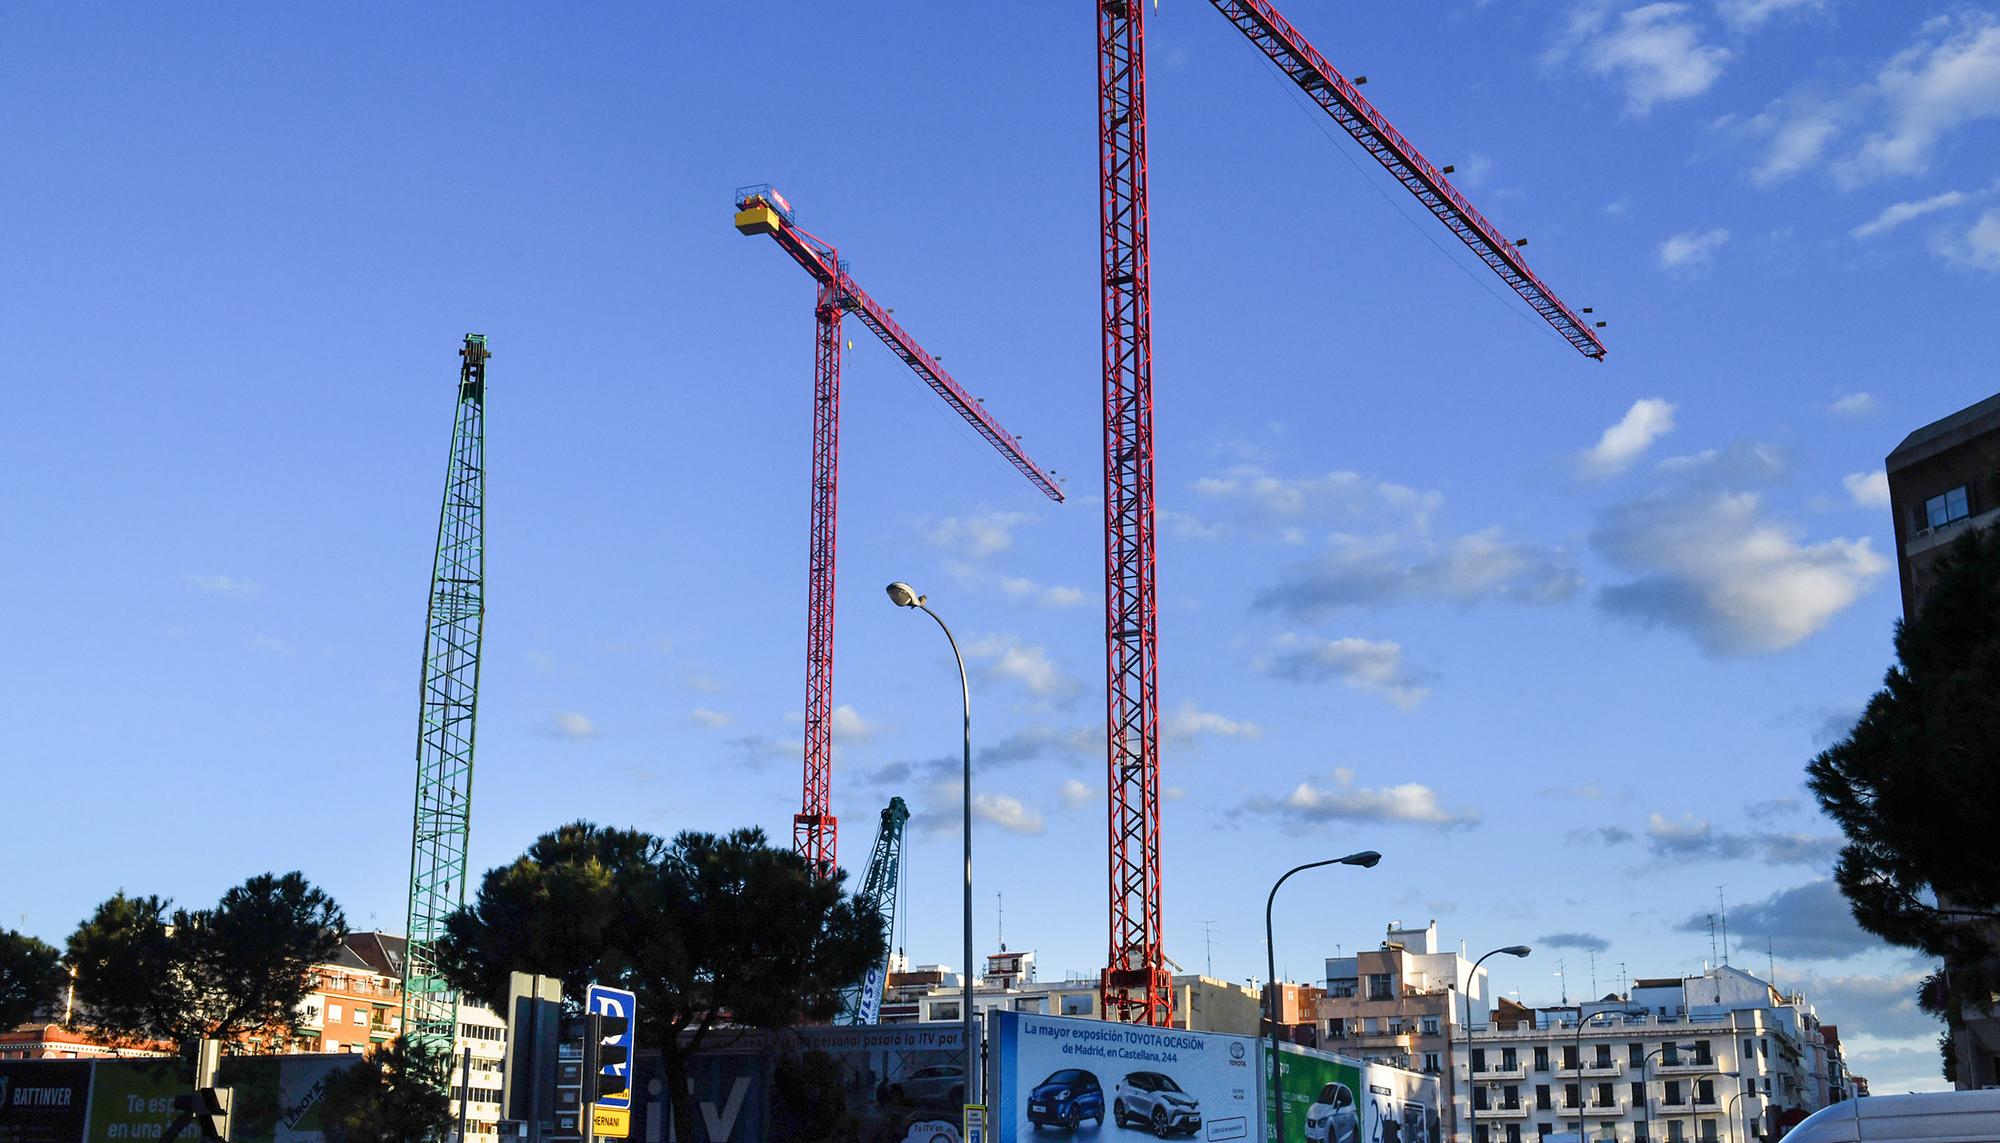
[
  {"left": 1458, "top": 946, "right": 1529, "bottom": 1143},
  {"left": 1569, "top": 1006, "right": 1642, "bottom": 1143},
  {"left": 1640, "top": 1042, "right": 1699, "bottom": 1143},
  {"left": 1266, "top": 852, "right": 1381, "bottom": 1143},
  {"left": 885, "top": 581, "right": 977, "bottom": 1107}
]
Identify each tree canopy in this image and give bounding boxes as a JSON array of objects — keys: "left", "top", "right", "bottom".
[
  {"left": 0, "top": 927, "right": 66, "bottom": 1029},
  {"left": 436, "top": 822, "right": 884, "bottom": 1142},
  {"left": 1809, "top": 526, "right": 2000, "bottom": 1071},
  {"left": 66, "top": 872, "right": 345, "bottom": 1051},
  {"left": 315, "top": 1037, "right": 454, "bottom": 1143}
]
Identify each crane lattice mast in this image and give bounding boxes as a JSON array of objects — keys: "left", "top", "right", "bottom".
[
  {"left": 1096, "top": 0, "right": 1172, "bottom": 1028},
  {"left": 1091, "top": 0, "right": 1606, "bottom": 1027},
  {"left": 734, "top": 186, "right": 1062, "bottom": 878},
  {"left": 841, "top": 797, "right": 912, "bottom": 1025},
  {"left": 401, "top": 334, "right": 489, "bottom": 1070}
]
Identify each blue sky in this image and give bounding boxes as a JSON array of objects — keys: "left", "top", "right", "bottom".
[{"left": 6, "top": 1, "right": 1997, "bottom": 1093}]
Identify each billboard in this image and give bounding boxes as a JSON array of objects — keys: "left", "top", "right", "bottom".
[
  {"left": 0, "top": 1055, "right": 359, "bottom": 1143},
  {"left": 990, "top": 1010, "right": 1261, "bottom": 1141},
  {"left": 625, "top": 1023, "right": 969, "bottom": 1143},
  {"left": 1358, "top": 1062, "right": 1441, "bottom": 1143},
  {"left": 0, "top": 1060, "right": 93, "bottom": 1143},
  {"left": 1269, "top": 1043, "right": 1363, "bottom": 1143}
]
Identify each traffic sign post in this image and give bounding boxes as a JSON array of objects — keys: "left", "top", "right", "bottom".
[
  {"left": 963, "top": 1103, "right": 987, "bottom": 1143},
  {"left": 585, "top": 984, "right": 637, "bottom": 1141}
]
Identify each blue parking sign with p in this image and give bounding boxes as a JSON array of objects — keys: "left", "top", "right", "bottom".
[{"left": 586, "top": 983, "right": 637, "bottom": 1110}]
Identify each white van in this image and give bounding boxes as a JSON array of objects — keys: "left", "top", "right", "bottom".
[{"left": 1783, "top": 1091, "right": 2000, "bottom": 1142}]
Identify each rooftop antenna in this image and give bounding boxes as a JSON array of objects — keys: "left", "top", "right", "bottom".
[
  {"left": 1618, "top": 962, "right": 1629, "bottom": 1000},
  {"left": 1717, "top": 886, "right": 1731, "bottom": 965},
  {"left": 1705, "top": 913, "right": 1719, "bottom": 968},
  {"left": 1767, "top": 937, "right": 1777, "bottom": 988},
  {"left": 997, "top": 891, "right": 1005, "bottom": 952},
  {"left": 1200, "top": 919, "right": 1218, "bottom": 977},
  {"left": 1556, "top": 958, "right": 1568, "bottom": 1006}
]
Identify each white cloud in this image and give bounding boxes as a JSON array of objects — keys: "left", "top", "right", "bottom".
[
  {"left": 1718, "top": 0, "right": 1824, "bottom": 32},
  {"left": 1939, "top": 207, "right": 2000, "bottom": 271},
  {"left": 923, "top": 510, "right": 1034, "bottom": 557},
  {"left": 1164, "top": 701, "right": 1263, "bottom": 742},
  {"left": 1059, "top": 778, "right": 1097, "bottom": 808},
  {"left": 1550, "top": 3, "right": 1731, "bottom": 115},
  {"left": 1753, "top": 110, "right": 1838, "bottom": 185},
  {"left": 830, "top": 704, "right": 876, "bottom": 742},
  {"left": 968, "top": 635, "right": 1077, "bottom": 698},
  {"left": 996, "top": 574, "right": 1087, "bottom": 609},
  {"left": 1844, "top": 14, "right": 2000, "bottom": 184},
  {"left": 182, "top": 573, "right": 259, "bottom": 597},
  {"left": 1193, "top": 465, "right": 1443, "bottom": 530},
  {"left": 249, "top": 633, "right": 293, "bottom": 656},
  {"left": 1843, "top": 471, "right": 1892, "bottom": 508},
  {"left": 1829, "top": 392, "right": 1880, "bottom": 418},
  {"left": 1593, "top": 490, "right": 1889, "bottom": 654},
  {"left": 689, "top": 707, "right": 732, "bottom": 729},
  {"left": 1851, "top": 190, "right": 1969, "bottom": 238},
  {"left": 544, "top": 712, "right": 598, "bottom": 739},
  {"left": 1257, "top": 635, "right": 1433, "bottom": 710},
  {"left": 1582, "top": 397, "right": 1678, "bottom": 477},
  {"left": 1247, "top": 767, "right": 1479, "bottom": 828},
  {"left": 972, "top": 792, "right": 1045, "bottom": 835},
  {"left": 1254, "top": 528, "right": 1581, "bottom": 618},
  {"left": 1659, "top": 227, "right": 1731, "bottom": 274}
]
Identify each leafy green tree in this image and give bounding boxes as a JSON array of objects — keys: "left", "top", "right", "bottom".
[
  {"left": 1810, "top": 526, "right": 2000, "bottom": 1075},
  {"left": 315, "top": 1037, "right": 454, "bottom": 1143},
  {"left": 436, "top": 822, "right": 884, "bottom": 1143},
  {"left": 67, "top": 872, "right": 345, "bottom": 1051},
  {"left": 0, "top": 927, "right": 66, "bottom": 1029}
]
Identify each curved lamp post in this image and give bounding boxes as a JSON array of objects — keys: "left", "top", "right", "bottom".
[
  {"left": 1568, "top": 1006, "right": 1642, "bottom": 1143},
  {"left": 885, "top": 581, "right": 976, "bottom": 1106},
  {"left": 1639, "top": 1042, "right": 1699, "bottom": 1143},
  {"left": 1459, "top": 946, "right": 1529, "bottom": 1143},
  {"left": 1267, "top": 852, "right": 1381, "bottom": 1142},
  {"left": 1687, "top": 1072, "right": 1741, "bottom": 1143}
]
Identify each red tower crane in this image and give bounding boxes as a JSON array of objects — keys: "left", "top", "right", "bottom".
[
  {"left": 735, "top": 185, "right": 1064, "bottom": 878},
  {"left": 1092, "top": 0, "right": 1606, "bottom": 1026}
]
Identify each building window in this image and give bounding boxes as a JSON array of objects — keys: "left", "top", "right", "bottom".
[
  {"left": 1665, "top": 1081, "right": 1683, "bottom": 1106},
  {"left": 1535, "top": 1046, "right": 1550, "bottom": 1072},
  {"left": 1696, "top": 1079, "right": 1715, "bottom": 1105},
  {"left": 1537, "top": 1127, "right": 1553, "bottom": 1140},
  {"left": 328, "top": 1003, "right": 342, "bottom": 1022},
  {"left": 1474, "top": 1089, "right": 1491, "bottom": 1112},
  {"left": 1631, "top": 1082, "right": 1645, "bottom": 1108},
  {"left": 1423, "top": 1016, "right": 1441, "bottom": 1036},
  {"left": 1475, "top": 1127, "right": 1491, "bottom": 1143},
  {"left": 1561, "top": 1045, "right": 1579, "bottom": 1070},
  {"left": 932, "top": 1003, "right": 959, "bottom": 1021},
  {"left": 1595, "top": 1043, "right": 1612, "bottom": 1067},
  {"left": 1504, "top": 1085, "right": 1520, "bottom": 1109},
  {"left": 353, "top": 1009, "right": 367, "bottom": 1025},
  {"left": 1502, "top": 1048, "right": 1519, "bottom": 1070},
  {"left": 1424, "top": 1052, "right": 1442, "bottom": 1073},
  {"left": 1629, "top": 1043, "right": 1645, "bottom": 1066},
  {"left": 1596, "top": 1083, "right": 1614, "bottom": 1107},
  {"left": 1564, "top": 1083, "right": 1581, "bottom": 1110},
  {"left": 1330, "top": 979, "right": 1358, "bottom": 998},
  {"left": 1472, "top": 1049, "right": 1487, "bottom": 1073},
  {"left": 1536, "top": 1085, "right": 1551, "bottom": 1111},
  {"left": 1926, "top": 486, "right": 1971, "bottom": 529},
  {"left": 1699, "top": 1121, "right": 1718, "bottom": 1143},
  {"left": 1668, "top": 1121, "right": 1686, "bottom": 1143},
  {"left": 1062, "top": 994, "right": 1093, "bottom": 1016},
  {"left": 1367, "top": 974, "right": 1395, "bottom": 1001},
  {"left": 1506, "top": 1126, "right": 1522, "bottom": 1143},
  {"left": 326, "top": 1039, "right": 340, "bottom": 1052},
  {"left": 1693, "top": 1040, "right": 1713, "bottom": 1066}
]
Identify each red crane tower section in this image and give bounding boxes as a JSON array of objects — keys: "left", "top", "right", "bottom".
[
  {"left": 1092, "top": 0, "right": 1606, "bottom": 1026},
  {"left": 735, "top": 185, "right": 1064, "bottom": 878},
  {"left": 1095, "top": 0, "right": 1171, "bottom": 1028}
]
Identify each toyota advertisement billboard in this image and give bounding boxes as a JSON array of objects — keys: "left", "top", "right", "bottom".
[{"left": 991, "top": 1010, "right": 1262, "bottom": 1140}]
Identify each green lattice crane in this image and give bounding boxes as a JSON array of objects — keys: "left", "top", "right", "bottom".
[
  {"left": 841, "top": 797, "right": 911, "bottom": 1025},
  {"left": 401, "top": 334, "right": 489, "bottom": 1074}
]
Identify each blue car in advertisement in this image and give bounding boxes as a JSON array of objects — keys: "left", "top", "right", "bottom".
[{"left": 1027, "top": 1068, "right": 1105, "bottom": 1131}]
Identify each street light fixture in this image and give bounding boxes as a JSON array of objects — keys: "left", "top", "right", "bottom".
[
  {"left": 1640, "top": 1042, "right": 1700, "bottom": 1143},
  {"left": 1566, "top": 1005, "right": 1643, "bottom": 1143},
  {"left": 1457, "top": 946, "right": 1529, "bottom": 1143},
  {"left": 1266, "top": 852, "right": 1381, "bottom": 1143},
  {"left": 884, "top": 581, "right": 977, "bottom": 1108}
]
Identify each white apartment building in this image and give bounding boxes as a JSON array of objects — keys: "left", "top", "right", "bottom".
[
  {"left": 881, "top": 948, "right": 1265, "bottom": 1036},
  {"left": 1453, "top": 965, "right": 1851, "bottom": 1143}
]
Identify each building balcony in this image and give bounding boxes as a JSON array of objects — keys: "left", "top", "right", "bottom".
[
  {"left": 1472, "top": 1105, "right": 1529, "bottom": 1120},
  {"left": 1556, "top": 1062, "right": 1625, "bottom": 1078},
  {"left": 1653, "top": 1058, "right": 1718, "bottom": 1075},
  {"left": 1471, "top": 1064, "right": 1527, "bottom": 1080},
  {"left": 1584, "top": 1103, "right": 1627, "bottom": 1117}
]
